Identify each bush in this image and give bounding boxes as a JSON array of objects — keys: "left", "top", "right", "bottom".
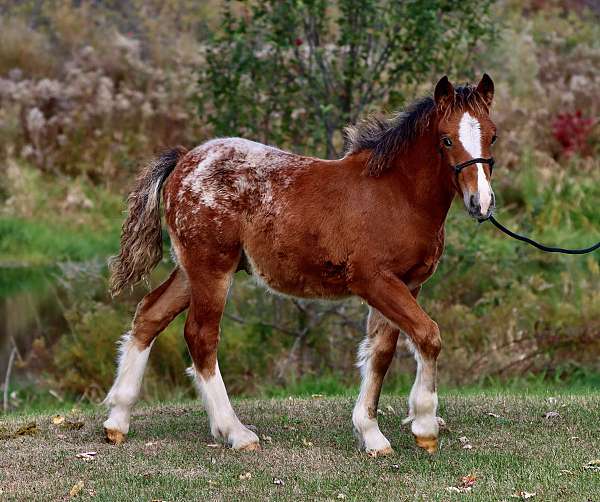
[{"left": 197, "top": 0, "right": 496, "bottom": 158}]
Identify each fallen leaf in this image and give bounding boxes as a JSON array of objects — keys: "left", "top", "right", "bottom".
[
  {"left": 239, "top": 472, "right": 251, "bottom": 481},
  {"left": 283, "top": 425, "right": 297, "bottom": 431},
  {"left": 16, "top": 422, "right": 38, "bottom": 436},
  {"left": 76, "top": 451, "right": 97, "bottom": 460},
  {"left": 390, "top": 464, "right": 400, "bottom": 470},
  {"left": 487, "top": 412, "right": 501, "bottom": 418},
  {"left": 302, "top": 438, "right": 313, "bottom": 447},
  {"left": 544, "top": 411, "right": 560, "bottom": 419},
  {"left": 206, "top": 443, "right": 222, "bottom": 449},
  {"left": 261, "top": 435, "right": 273, "bottom": 443},
  {"left": 386, "top": 405, "right": 396, "bottom": 414},
  {"left": 458, "top": 436, "right": 473, "bottom": 449},
  {"left": 145, "top": 441, "right": 157, "bottom": 447},
  {"left": 273, "top": 478, "right": 285, "bottom": 486},
  {"left": 460, "top": 474, "right": 477, "bottom": 488},
  {"left": 513, "top": 490, "right": 536, "bottom": 499},
  {"left": 63, "top": 419, "right": 84, "bottom": 430},
  {"left": 446, "top": 473, "right": 476, "bottom": 493},
  {"left": 377, "top": 408, "right": 386, "bottom": 416},
  {"left": 584, "top": 459, "right": 600, "bottom": 471},
  {"left": 69, "top": 480, "right": 84, "bottom": 497},
  {"left": 337, "top": 494, "right": 347, "bottom": 499},
  {"left": 52, "top": 415, "right": 65, "bottom": 425},
  {"left": 437, "top": 416, "right": 447, "bottom": 429}
]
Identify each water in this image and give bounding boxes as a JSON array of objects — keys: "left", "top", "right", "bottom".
[{"left": 0, "top": 262, "right": 105, "bottom": 382}]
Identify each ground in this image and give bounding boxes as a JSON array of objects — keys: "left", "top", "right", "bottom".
[{"left": 1, "top": 393, "right": 599, "bottom": 501}]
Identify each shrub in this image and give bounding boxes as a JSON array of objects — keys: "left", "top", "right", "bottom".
[
  {"left": 197, "top": 0, "right": 496, "bottom": 158},
  {"left": 551, "top": 110, "right": 596, "bottom": 157}
]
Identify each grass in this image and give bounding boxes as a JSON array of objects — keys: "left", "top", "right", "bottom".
[{"left": 1, "top": 393, "right": 599, "bottom": 501}]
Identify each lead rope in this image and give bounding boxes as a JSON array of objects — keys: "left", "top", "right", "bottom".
[
  {"left": 486, "top": 215, "right": 600, "bottom": 255},
  {"left": 451, "top": 156, "right": 600, "bottom": 255}
]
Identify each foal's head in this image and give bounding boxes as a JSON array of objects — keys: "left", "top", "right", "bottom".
[{"left": 434, "top": 74, "right": 497, "bottom": 220}]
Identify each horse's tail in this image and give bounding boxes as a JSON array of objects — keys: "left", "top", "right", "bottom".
[{"left": 108, "top": 146, "right": 187, "bottom": 297}]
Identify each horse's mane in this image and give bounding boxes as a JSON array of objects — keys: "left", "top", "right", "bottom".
[{"left": 343, "top": 85, "right": 488, "bottom": 176}]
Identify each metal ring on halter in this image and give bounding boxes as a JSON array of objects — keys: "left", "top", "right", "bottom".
[{"left": 453, "top": 157, "right": 495, "bottom": 175}]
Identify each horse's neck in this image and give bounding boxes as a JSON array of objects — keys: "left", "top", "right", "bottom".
[{"left": 391, "top": 135, "right": 455, "bottom": 228}]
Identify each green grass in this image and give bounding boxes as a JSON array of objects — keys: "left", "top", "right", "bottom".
[{"left": 1, "top": 393, "right": 599, "bottom": 501}]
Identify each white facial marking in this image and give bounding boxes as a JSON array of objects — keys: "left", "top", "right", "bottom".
[{"left": 458, "top": 112, "right": 492, "bottom": 215}]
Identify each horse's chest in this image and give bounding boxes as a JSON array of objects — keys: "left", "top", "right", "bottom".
[{"left": 400, "top": 234, "right": 445, "bottom": 290}]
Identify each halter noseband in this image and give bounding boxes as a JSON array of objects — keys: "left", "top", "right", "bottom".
[{"left": 453, "top": 157, "right": 495, "bottom": 175}]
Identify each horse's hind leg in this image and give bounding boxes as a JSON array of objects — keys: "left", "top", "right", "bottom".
[
  {"left": 352, "top": 308, "right": 399, "bottom": 456},
  {"left": 104, "top": 267, "right": 190, "bottom": 444},
  {"left": 185, "top": 270, "right": 260, "bottom": 451}
]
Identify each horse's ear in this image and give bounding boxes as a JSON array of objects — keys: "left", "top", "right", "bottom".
[
  {"left": 434, "top": 76, "right": 455, "bottom": 114},
  {"left": 476, "top": 73, "right": 494, "bottom": 108}
]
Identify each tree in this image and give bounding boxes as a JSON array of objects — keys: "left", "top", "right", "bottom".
[{"left": 197, "top": 0, "right": 496, "bottom": 158}]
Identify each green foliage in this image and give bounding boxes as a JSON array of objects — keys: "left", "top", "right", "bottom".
[{"left": 197, "top": 0, "right": 496, "bottom": 157}]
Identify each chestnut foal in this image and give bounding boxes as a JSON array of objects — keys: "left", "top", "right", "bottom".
[{"left": 104, "top": 75, "right": 497, "bottom": 455}]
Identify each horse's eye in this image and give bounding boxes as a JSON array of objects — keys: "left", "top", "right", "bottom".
[
  {"left": 442, "top": 137, "right": 453, "bottom": 148},
  {"left": 491, "top": 134, "right": 498, "bottom": 145}
]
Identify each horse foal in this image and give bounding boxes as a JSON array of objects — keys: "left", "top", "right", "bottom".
[{"left": 104, "top": 74, "right": 497, "bottom": 455}]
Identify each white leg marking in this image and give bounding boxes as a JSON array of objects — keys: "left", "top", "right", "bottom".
[
  {"left": 458, "top": 112, "right": 492, "bottom": 214},
  {"left": 187, "top": 363, "right": 259, "bottom": 449},
  {"left": 103, "top": 332, "right": 152, "bottom": 434},
  {"left": 403, "top": 352, "right": 438, "bottom": 439},
  {"left": 352, "top": 337, "right": 392, "bottom": 454}
]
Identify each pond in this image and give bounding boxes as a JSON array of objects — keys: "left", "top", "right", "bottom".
[{"left": 0, "top": 262, "right": 107, "bottom": 385}]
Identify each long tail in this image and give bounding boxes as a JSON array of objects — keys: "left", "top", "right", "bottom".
[{"left": 109, "top": 146, "right": 188, "bottom": 297}]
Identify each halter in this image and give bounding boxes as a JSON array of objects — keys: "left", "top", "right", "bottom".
[
  {"left": 450, "top": 156, "right": 600, "bottom": 254},
  {"left": 453, "top": 157, "right": 495, "bottom": 175}
]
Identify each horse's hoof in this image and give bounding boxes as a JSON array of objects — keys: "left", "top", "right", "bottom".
[
  {"left": 105, "top": 428, "right": 126, "bottom": 445},
  {"left": 237, "top": 441, "right": 261, "bottom": 452},
  {"left": 414, "top": 435, "right": 438, "bottom": 454},
  {"left": 367, "top": 446, "right": 394, "bottom": 457}
]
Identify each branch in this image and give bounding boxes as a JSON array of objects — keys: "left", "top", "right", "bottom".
[
  {"left": 223, "top": 312, "right": 299, "bottom": 338},
  {"left": 3, "top": 346, "right": 17, "bottom": 413}
]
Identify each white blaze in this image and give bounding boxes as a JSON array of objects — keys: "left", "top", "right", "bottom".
[{"left": 458, "top": 112, "right": 492, "bottom": 214}]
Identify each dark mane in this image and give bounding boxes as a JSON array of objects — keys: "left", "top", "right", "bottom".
[{"left": 344, "top": 85, "right": 487, "bottom": 176}]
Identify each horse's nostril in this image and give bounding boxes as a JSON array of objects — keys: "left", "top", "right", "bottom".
[{"left": 469, "top": 194, "right": 477, "bottom": 208}]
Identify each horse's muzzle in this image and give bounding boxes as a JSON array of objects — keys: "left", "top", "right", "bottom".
[{"left": 466, "top": 191, "right": 495, "bottom": 221}]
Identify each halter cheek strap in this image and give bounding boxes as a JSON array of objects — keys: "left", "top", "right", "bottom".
[{"left": 453, "top": 157, "right": 495, "bottom": 175}]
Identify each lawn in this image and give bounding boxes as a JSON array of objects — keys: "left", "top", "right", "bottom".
[{"left": 1, "top": 393, "right": 599, "bottom": 501}]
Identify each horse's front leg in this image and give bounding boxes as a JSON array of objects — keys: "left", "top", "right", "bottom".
[
  {"left": 352, "top": 308, "right": 399, "bottom": 456},
  {"left": 355, "top": 272, "right": 442, "bottom": 453}
]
